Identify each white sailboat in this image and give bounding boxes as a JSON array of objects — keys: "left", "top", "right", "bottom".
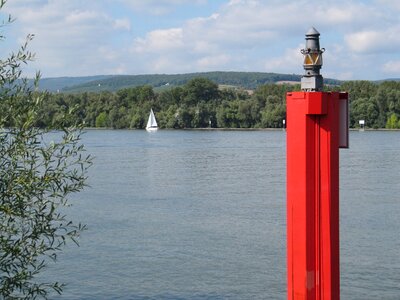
[{"left": 146, "top": 109, "right": 158, "bottom": 131}]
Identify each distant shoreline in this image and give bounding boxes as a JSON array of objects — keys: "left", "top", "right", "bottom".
[{"left": 83, "top": 127, "right": 400, "bottom": 131}]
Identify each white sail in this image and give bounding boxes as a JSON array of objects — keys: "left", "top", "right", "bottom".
[{"left": 146, "top": 109, "right": 158, "bottom": 131}]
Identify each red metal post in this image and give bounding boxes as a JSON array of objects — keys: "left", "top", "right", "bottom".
[{"left": 286, "top": 91, "right": 347, "bottom": 299}]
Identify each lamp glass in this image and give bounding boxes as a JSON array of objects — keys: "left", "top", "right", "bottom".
[{"left": 303, "top": 53, "right": 322, "bottom": 66}]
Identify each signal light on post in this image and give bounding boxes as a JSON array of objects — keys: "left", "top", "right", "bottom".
[{"left": 300, "top": 27, "right": 325, "bottom": 92}]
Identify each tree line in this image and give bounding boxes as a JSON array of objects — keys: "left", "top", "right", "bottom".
[
  {"left": 340, "top": 81, "right": 400, "bottom": 128},
  {"left": 24, "top": 78, "right": 400, "bottom": 130}
]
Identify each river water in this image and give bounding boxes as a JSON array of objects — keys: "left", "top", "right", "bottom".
[{"left": 45, "top": 130, "right": 400, "bottom": 299}]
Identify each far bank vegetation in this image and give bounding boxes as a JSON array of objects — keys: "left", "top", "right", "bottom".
[{"left": 26, "top": 78, "right": 400, "bottom": 130}]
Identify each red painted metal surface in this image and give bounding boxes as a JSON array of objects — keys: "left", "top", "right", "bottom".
[{"left": 286, "top": 91, "right": 347, "bottom": 299}]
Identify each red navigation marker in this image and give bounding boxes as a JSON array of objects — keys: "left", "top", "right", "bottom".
[{"left": 286, "top": 28, "right": 348, "bottom": 300}]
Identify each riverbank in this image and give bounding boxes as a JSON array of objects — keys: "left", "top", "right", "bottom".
[{"left": 83, "top": 127, "right": 400, "bottom": 131}]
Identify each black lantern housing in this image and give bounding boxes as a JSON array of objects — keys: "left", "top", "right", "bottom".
[{"left": 301, "top": 27, "right": 325, "bottom": 91}]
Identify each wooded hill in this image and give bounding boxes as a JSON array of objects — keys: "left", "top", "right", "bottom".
[
  {"left": 38, "top": 71, "right": 342, "bottom": 93},
  {"left": 22, "top": 77, "right": 400, "bottom": 130}
]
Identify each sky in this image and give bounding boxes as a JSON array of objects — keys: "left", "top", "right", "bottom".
[{"left": 1, "top": 0, "right": 399, "bottom": 80}]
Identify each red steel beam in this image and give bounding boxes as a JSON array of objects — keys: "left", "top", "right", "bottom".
[{"left": 286, "top": 91, "right": 343, "bottom": 299}]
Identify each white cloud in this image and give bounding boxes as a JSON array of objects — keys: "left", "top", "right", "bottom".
[
  {"left": 196, "top": 54, "right": 232, "bottom": 69},
  {"left": 382, "top": 60, "right": 400, "bottom": 74},
  {"left": 345, "top": 26, "right": 400, "bottom": 54},
  {"left": 113, "top": 18, "right": 131, "bottom": 30},
  {"left": 346, "top": 31, "right": 381, "bottom": 53},
  {"left": 107, "top": 0, "right": 400, "bottom": 78},
  {"left": 263, "top": 45, "right": 303, "bottom": 74},
  {"left": 2, "top": 0, "right": 399, "bottom": 79},
  {"left": 117, "top": 0, "right": 207, "bottom": 15},
  {"left": 133, "top": 28, "right": 184, "bottom": 53},
  {"left": 376, "top": 0, "right": 400, "bottom": 11},
  {"left": 65, "top": 10, "right": 100, "bottom": 24},
  {"left": 3, "top": 0, "right": 131, "bottom": 76},
  {"left": 314, "top": 2, "right": 381, "bottom": 29}
]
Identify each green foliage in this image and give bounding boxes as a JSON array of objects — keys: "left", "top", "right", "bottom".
[
  {"left": 30, "top": 78, "right": 400, "bottom": 130},
  {"left": 386, "top": 113, "right": 400, "bottom": 129},
  {"left": 344, "top": 81, "right": 400, "bottom": 128},
  {"left": 1, "top": 4, "right": 92, "bottom": 299},
  {"left": 95, "top": 112, "right": 108, "bottom": 127},
  {"left": 184, "top": 78, "right": 219, "bottom": 104},
  {"left": 0, "top": 128, "right": 91, "bottom": 299}
]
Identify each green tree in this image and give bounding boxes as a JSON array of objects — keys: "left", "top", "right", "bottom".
[
  {"left": 158, "top": 87, "right": 184, "bottom": 107},
  {"left": 175, "top": 106, "right": 194, "bottom": 128},
  {"left": 0, "top": 4, "right": 92, "bottom": 298},
  {"left": 386, "top": 113, "right": 400, "bottom": 129},
  {"left": 260, "top": 103, "right": 286, "bottom": 128},
  {"left": 95, "top": 112, "right": 108, "bottom": 127},
  {"left": 158, "top": 104, "right": 179, "bottom": 128},
  {"left": 374, "top": 88, "right": 388, "bottom": 128},
  {"left": 129, "top": 108, "right": 145, "bottom": 129},
  {"left": 216, "top": 100, "right": 240, "bottom": 128},
  {"left": 183, "top": 77, "right": 219, "bottom": 105}
]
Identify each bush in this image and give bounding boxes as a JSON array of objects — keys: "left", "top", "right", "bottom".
[{"left": 0, "top": 2, "right": 92, "bottom": 298}]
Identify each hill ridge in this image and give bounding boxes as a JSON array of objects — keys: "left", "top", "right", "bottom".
[{"left": 37, "top": 71, "right": 399, "bottom": 93}]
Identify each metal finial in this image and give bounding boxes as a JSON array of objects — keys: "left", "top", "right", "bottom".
[{"left": 300, "top": 27, "right": 324, "bottom": 91}]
